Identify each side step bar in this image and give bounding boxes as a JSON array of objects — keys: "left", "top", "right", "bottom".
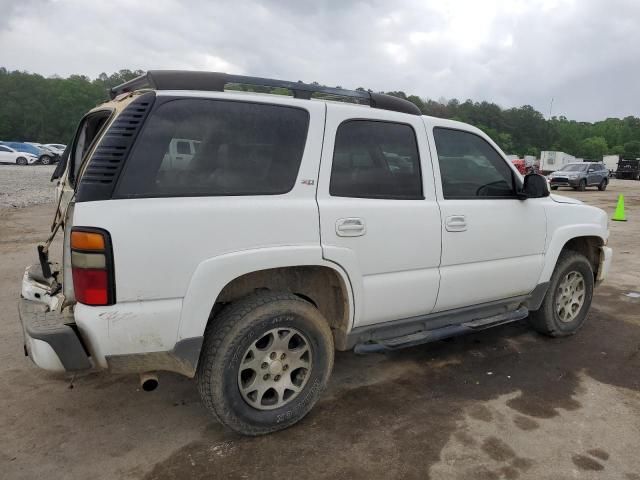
[{"left": 354, "top": 307, "right": 529, "bottom": 354}]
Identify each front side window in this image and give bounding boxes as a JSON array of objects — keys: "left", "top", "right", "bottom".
[
  {"left": 433, "top": 128, "right": 517, "bottom": 199},
  {"left": 116, "top": 99, "right": 309, "bottom": 197},
  {"left": 329, "top": 120, "right": 423, "bottom": 200}
]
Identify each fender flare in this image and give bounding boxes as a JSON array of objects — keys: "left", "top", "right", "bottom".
[
  {"left": 177, "top": 245, "right": 356, "bottom": 340},
  {"left": 538, "top": 224, "right": 606, "bottom": 283}
]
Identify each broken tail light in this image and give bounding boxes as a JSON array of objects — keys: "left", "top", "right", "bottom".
[{"left": 70, "top": 228, "right": 115, "bottom": 306}]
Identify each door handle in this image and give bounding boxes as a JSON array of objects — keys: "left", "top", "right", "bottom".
[
  {"left": 336, "top": 218, "right": 366, "bottom": 237},
  {"left": 445, "top": 215, "right": 467, "bottom": 232}
]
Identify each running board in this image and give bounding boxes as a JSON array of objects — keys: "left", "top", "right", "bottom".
[{"left": 354, "top": 307, "right": 529, "bottom": 354}]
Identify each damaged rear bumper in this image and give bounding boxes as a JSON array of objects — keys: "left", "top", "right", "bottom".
[
  {"left": 18, "top": 264, "right": 91, "bottom": 372},
  {"left": 18, "top": 297, "right": 91, "bottom": 372}
]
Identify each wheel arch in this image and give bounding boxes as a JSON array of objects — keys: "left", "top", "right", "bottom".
[
  {"left": 178, "top": 247, "right": 355, "bottom": 351},
  {"left": 540, "top": 230, "right": 606, "bottom": 283}
]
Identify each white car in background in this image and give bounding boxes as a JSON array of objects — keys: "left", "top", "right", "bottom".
[
  {"left": 0, "top": 144, "right": 39, "bottom": 165},
  {"left": 44, "top": 144, "right": 67, "bottom": 156}
]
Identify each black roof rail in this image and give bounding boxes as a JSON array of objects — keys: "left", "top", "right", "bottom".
[{"left": 110, "top": 70, "right": 421, "bottom": 116}]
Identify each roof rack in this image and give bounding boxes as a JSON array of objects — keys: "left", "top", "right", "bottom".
[{"left": 110, "top": 70, "right": 421, "bottom": 116}]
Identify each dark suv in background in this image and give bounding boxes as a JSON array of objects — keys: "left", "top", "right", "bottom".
[{"left": 548, "top": 162, "right": 608, "bottom": 191}]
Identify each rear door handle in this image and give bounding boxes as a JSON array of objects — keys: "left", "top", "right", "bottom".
[
  {"left": 336, "top": 218, "right": 366, "bottom": 237},
  {"left": 445, "top": 215, "right": 467, "bottom": 232}
]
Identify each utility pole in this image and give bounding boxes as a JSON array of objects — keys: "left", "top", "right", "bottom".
[{"left": 548, "top": 97, "right": 554, "bottom": 120}]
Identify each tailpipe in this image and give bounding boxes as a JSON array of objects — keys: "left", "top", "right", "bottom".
[{"left": 140, "top": 372, "right": 159, "bottom": 392}]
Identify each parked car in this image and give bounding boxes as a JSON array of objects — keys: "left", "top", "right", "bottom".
[
  {"left": 18, "top": 71, "right": 612, "bottom": 436},
  {"left": 0, "top": 141, "right": 55, "bottom": 164},
  {"left": 43, "top": 144, "right": 67, "bottom": 156},
  {"left": 26, "top": 142, "right": 60, "bottom": 164},
  {"left": 0, "top": 144, "right": 39, "bottom": 165},
  {"left": 547, "top": 162, "right": 609, "bottom": 191}
]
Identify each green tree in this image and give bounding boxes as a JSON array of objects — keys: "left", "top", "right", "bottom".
[
  {"left": 2, "top": 67, "right": 640, "bottom": 155},
  {"left": 578, "top": 136, "right": 608, "bottom": 160},
  {"left": 623, "top": 140, "right": 640, "bottom": 158}
]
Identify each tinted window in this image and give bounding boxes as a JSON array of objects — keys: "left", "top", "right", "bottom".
[
  {"left": 176, "top": 141, "right": 191, "bottom": 155},
  {"left": 116, "top": 99, "right": 309, "bottom": 197},
  {"left": 560, "top": 164, "right": 587, "bottom": 172},
  {"left": 433, "top": 128, "right": 516, "bottom": 199},
  {"left": 0, "top": 146, "right": 11, "bottom": 152},
  {"left": 330, "top": 120, "right": 423, "bottom": 200}
]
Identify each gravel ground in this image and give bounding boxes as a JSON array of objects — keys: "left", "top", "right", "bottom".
[
  {"left": 0, "top": 165, "right": 57, "bottom": 208},
  {"left": 0, "top": 180, "right": 639, "bottom": 479}
]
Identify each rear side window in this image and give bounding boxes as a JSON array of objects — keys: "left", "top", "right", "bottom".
[
  {"left": 433, "top": 128, "right": 517, "bottom": 199},
  {"left": 115, "top": 99, "right": 310, "bottom": 197},
  {"left": 329, "top": 120, "right": 423, "bottom": 200}
]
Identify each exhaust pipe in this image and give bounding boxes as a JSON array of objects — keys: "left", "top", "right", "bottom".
[{"left": 140, "top": 372, "right": 159, "bottom": 392}]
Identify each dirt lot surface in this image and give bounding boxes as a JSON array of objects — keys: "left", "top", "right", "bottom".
[
  {"left": 1, "top": 180, "right": 639, "bottom": 480},
  {"left": 0, "top": 165, "right": 56, "bottom": 208}
]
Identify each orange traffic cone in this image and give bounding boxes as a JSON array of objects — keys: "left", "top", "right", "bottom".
[{"left": 612, "top": 194, "right": 627, "bottom": 222}]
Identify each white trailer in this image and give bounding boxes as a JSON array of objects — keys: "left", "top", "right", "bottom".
[
  {"left": 539, "top": 151, "right": 576, "bottom": 173},
  {"left": 602, "top": 155, "right": 619, "bottom": 175}
]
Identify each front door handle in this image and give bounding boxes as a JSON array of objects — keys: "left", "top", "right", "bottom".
[
  {"left": 445, "top": 215, "right": 467, "bottom": 232},
  {"left": 336, "top": 218, "right": 366, "bottom": 237}
]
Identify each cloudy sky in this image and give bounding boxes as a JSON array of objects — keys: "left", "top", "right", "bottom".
[{"left": 1, "top": 0, "right": 639, "bottom": 121}]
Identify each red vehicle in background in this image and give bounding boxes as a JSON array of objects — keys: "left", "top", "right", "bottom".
[{"left": 511, "top": 158, "right": 527, "bottom": 175}]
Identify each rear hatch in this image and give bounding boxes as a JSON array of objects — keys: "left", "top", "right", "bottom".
[{"left": 27, "top": 93, "right": 145, "bottom": 309}]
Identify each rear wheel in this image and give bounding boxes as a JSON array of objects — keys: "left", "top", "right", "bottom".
[
  {"left": 528, "top": 251, "right": 594, "bottom": 337},
  {"left": 577, "top": 179, "right": 586, "bottom": 191},
  {"left": 197, "top": 291, "right": 334, "bottom": 435},
  {"left": 16, "top": 157, "right": 27, "bottom": 166},
  {"left": 598, "top": 179, "right": 607, "bottom": 191}
]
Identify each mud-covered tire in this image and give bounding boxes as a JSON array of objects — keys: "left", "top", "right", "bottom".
[
  {"left": 528, "top": 251, "right": 594, "bottom": 337},
  {"left": 196, "top": 291, "right": 334, "bottom": 436},
  {"left": 598, "top": 179, "right": 607, "bottom": 191}
]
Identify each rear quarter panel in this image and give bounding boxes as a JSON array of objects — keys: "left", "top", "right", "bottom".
[{"left": 71, "top": 96, "right": 327, "bottom": 356}]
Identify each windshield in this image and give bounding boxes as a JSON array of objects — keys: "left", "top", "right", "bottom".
[{"left": 558, "top": 164, "right": 587, "bottom": 172}]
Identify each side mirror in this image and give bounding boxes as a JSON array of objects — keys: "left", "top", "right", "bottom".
[
  {"left": 588, "top": 168, "right": 594, "bottom": 173},
  {"left": 521, "top": 173, "right": 550, "bottom": 198}
]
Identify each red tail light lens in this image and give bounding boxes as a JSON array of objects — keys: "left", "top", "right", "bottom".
[
  {"left": 72, "top": 268, "right": 109, "bottom": 305},
  {"left": 70, "top": 228, "right": 115, "bottom": 306}
]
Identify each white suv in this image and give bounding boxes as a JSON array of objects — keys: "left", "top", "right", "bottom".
[{"left": 19, "top": 71, "right": 612, "bottom": 435}]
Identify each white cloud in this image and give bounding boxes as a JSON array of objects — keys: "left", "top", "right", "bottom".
[{"left": 0, "top": 0, "right": 637, "bottom": 121}]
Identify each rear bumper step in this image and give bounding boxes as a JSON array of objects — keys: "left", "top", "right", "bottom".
[
  {"left": 354, "top": 307, "right": 529, "bottom": 354},
  {"left": 18, "top": 297, "right": 91, "bottom": 372}
]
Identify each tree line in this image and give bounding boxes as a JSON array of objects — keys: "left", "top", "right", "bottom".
[{"left": 1, "top": 67, "right": 639, "bottom": 160}]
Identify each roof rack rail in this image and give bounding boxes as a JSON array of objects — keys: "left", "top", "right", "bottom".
[{"left": 110, "top": 70, "right": 421, "bottom": 116}]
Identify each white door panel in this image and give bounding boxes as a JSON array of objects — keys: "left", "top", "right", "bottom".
[
  {"left": 362, "top": 268, "right": 441, "bottom": 326},
  {"left": 437, "top": 254, "right": 544, "bottom": 310},
  {"left": 318, "top": 105, "right": 441, "bottom": 328},
  {"left": 425, "top": 120, "right": 547, "bottom": 312},
  {"left": 440, "top": 200, "right": 546, "bottom": 266}
]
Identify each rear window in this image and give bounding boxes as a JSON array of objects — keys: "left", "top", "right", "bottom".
[{"left": 115, "top": 99, "right": 310, "bottom": 197}]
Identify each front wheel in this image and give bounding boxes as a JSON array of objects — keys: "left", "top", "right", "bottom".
[
  {"left": 577, "top": 179, "right": 586, "bottom": 191},
  {"left": 598, "top": 179, "right": 607, "bottom": 191},
  {"left": 16, "top": 157, "right": 28, "bottom": 166},
  {"left": 197, "top": 291, "right": 334, "bottom": 435},
  {"left": 40, "top": 155, "right": 52, "bottom": 165},
  {"left": 528, "top": 251, "right": 594, "bottom": 337}
]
